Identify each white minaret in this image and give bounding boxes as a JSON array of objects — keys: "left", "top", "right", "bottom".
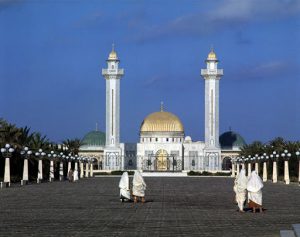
[
  {"left": 201, "top": 48, "right": 223, "bottom": 171},
  {"left": 102, "top": 45, "right": 124, "bottom": 170}
]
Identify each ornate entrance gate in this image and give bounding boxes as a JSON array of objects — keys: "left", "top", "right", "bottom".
[{"left": 142, "top": 149, "right": 183, "bottom": 171}]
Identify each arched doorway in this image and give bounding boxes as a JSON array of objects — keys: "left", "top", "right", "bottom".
[
  {"left": 222, "top": 157, "right": 232, "bottom": 170},
  {"left": 156, "top": 149, "right": 168, "bottom": 171}
]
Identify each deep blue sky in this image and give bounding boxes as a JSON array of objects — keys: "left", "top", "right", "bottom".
[{"left": 0, "top": 0, "right": 299, "bottom": 144}]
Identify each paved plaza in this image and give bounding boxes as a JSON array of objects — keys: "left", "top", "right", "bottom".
[{"left": 0, "top": 177, "right": 299, "bottom": 237}]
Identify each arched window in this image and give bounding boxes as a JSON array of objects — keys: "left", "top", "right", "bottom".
[{"left": 222, "top": 157, "right": 232, "bottom": 170}]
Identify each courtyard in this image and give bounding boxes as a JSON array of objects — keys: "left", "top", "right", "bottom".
[{"left": 0, "top": 177, "right": 299, "bottom": 237}]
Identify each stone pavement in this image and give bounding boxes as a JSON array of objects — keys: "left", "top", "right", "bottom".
[{"left": 0, "top": 177, "right": 299, "bottom": 237}]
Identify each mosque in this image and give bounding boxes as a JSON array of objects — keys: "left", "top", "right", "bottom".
[{"left": 79, "top": 47, "right": 246, "bottom": 172}]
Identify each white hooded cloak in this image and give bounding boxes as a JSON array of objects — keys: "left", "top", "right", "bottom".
[
  {"left": 233, "top": 169, "right": 248, "bottom": 211},
  {"left": 247, "top": 171, "right": 264, "bottom": 205},
  {"left": 132, "top": 170, "right": 146, "bottom": 197},
  {"left": 119, "top": 172, "right": 130, "bottom": 200}
]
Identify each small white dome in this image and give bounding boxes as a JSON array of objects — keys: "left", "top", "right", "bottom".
[{"left": 184, "top": 136, "right": 192, "bottom": 142}]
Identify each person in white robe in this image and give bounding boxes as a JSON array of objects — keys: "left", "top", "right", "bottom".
[
  {"left": 233, "top": 169, "right": 248, "bottom": 212},
  {"left": 247, "top": 170, "right": 264, "bottom": 213},
  {"left": 73, "top": 170, "right": 79, "bottom": 182},
  {"left": 119, "top": 172, "right": 131, "bottom": 202},
  {"left": 132, "top": 170, "right": 146, "bottom": 203}
]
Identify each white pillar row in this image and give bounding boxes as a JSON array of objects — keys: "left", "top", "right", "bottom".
[
  {"left": 90, "top": 163, "right": 93, "bottom": 177},
  {"left": 68, "top": 161, "right": 71, "bottom": 173},
  {"left": 49, "top": 160, "right": 54, "bottom": 182},
  {"left": 231, "top": 162, "right": 235, "bottom": 177},
  {"left": 22, "top": 158, "right": 29, "bottom": 184},
  {"left": 263, "top": 162, "right": 267, "bottom": 182},
  {"left": 236, "top": 164, "right": 240, "bottom": 176},
  {"left": 255, "top": 163, "right": 259, "bottom": 174},
  {"left": 4, "top": 157, "right": 11, "bottom": 186},
  {"left": 284, "top": 160, "right": 290, "bottom": 185},
  {"left": 80, "top": 162, "right": 84, "bottom": 178},
  {"left": 85, "top": 163, "right": 89, "bottom": 177},
  {"left": 59, "top": 162, "right": 64, "bottom": 181},
  {"left": 272, "top": 161, "right": 277, "bottom": 183},
  {"left": 247, "top": 163, "right": 251, "bottom": 176},
  {"left": 37, "top": 159, "right": 43, "bottom": 183}
]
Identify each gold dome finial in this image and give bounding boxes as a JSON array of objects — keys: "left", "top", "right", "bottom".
[
  {"left": 207, "top": 45, "right": 217, "bottom": 61},
  {"left": 108, "top": 43, "right": 118, "bottom": 60}
]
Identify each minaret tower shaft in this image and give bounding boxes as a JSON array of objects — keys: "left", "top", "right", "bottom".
[
  {"left": 102, "top": 45, "right": 124, "bottom": 148},
  {"left": 201, "top": 48, "right": 223, "bottom": 171}
]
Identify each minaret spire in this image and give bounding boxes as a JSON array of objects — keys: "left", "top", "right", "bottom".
[
  {"left": 201, "top": 47, "right": 223, "bottom": 171},
  {"left": 160, "top": 101, "right": 164, "bottom": 112},
  {"left": 96, "top": 122, "right": 98, "bottom": 131}
]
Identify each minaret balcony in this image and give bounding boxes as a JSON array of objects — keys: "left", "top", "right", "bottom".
[
  {"left": 102, "top": 69, "right": 124, "bottom": 75},
  {"left": 201, "top": 69, "right": 223, "bottom": 76}
]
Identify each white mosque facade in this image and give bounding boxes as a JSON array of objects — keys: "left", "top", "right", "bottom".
[{"left": 79, "top": 47, "right": 246, "bottom": 172}]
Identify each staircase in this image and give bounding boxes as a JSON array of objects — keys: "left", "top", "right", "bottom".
[{"left": 280, "top": 224, "right": 300, "bottom": 237}]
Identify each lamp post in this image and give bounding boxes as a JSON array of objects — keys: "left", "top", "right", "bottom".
[
  {"left": 247, "top": 155, "right": 251, "bottom": 176},
  {"left": 20, "top": 147, "right": 32, "bottom": 185},
  {"left": 296, "top": 151, "right": 300, "bottom": 185},
  {"left": 241, "top": 156, "right": 245, "bottom": 170},
  {"left": 59, "top": 153, "right": 65, "bottom": 181},
  {"left": 255, "top": 154, "right": 259, "bottom": 174},
  {"left": 74, "top": 155, "right": 78, "bottom": 174},
  {"left": 236, "top": 157, "right": 240, "bottom": 176},
  {"left": 79, "top": 157, "right": 84, "bottom": 178},
  {"left": 67, "top": 154, "right": 72, "bottom": 173},
  {"left": 85, "top": 158, "right": 90, "bottom": 178},
  {"left": 35, "top": 149, "right": 46, "bottom": 183},
  {"left": 1, "top": 144, "right": 14, "bottom": 187},
  {"left": 262, "top": 154, "right": 268, "bottom": 182},
  {"left": 231, "top": 158, "right": 235, "bottom": 177},
  {"left": 273, "top": 153, "right": 279, "bottom": 183},
  {"left": 282, "top": 150, "right": 290, "bottom": 184},
  {"left": 90, "top": 158, "right": 94, "bottom": 177},
  {"left": 48, "top": 151, "right": 57, "bottom": 182}
]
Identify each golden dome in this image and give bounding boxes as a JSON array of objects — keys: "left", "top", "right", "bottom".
[
  {"left": 108, "top": 44, "right": 118, "bottom": 60},
  {"left": 207, "top": 48, "right": 217, "bottom": 61},
  {"left": 140, "top": 111, "right": 184, "bottom": 133},
  {"left": 108, "top": 50, "right": 118, "bottom": 60}
]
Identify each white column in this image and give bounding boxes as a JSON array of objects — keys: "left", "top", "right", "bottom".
[
  {"left": 22, "top": 158, "right": 29, "bottom": 184},
  {"left": 236, "top": 164, "right": 240, "bottom": 176},
  {"left": 298, "top": 160, "right": 300, "bottom": 184},
  {"left": 4, "top": 157, "right": 10, "bottom": 185},
  {"left": 75, "top": 162, "right": 78, "bottom": 172},
  {"left": 255, "top": 162, "right": 259, "bottom": 174},
  {"left": 37, "top": 159, "right": 43, "bottom": 182},
  {"left": 59, "top": 162, "right": 64, "bottom": 181},
  {"left": 241, "top": 163, "right": 245, "bottom": 170},
  {"left": 263, "top": 162, "right": 267, "bottom": 182},
  {"left": 284, "top": 160, "right": 290, "bottom": 184},
  {"left": 80, "top": 162, "right": 84, "bottom": 178},
  {"left": 90, "top": 163, "right": 93, "bottom": 177},
  {"left": 272, "top": 161, "right": 277, "bottom": 183},
  {"left": 85, "top": 163, "right": 89, "bottom": 177},
  {"left": 247, "top": 163, "right": 251, "bottom": 176},
  {"left": 49, "top": 160, "right": 54, "bottom": 182},
  {"left": 231, "top": 163, "right": 235, "bottom": 177},
  {"left": 68, "top": 161, "right": 71, "bottom": 173}
]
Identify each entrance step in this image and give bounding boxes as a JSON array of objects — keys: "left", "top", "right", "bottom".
[
  {"left": 280, "top": 230, "right": 296, "bottom": 237},
  {"left": 141, "top": 172, "right": 187, "bottom": 177},
  {"left": 293, "top": 224, "right": 300, "bottom": 237}
]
